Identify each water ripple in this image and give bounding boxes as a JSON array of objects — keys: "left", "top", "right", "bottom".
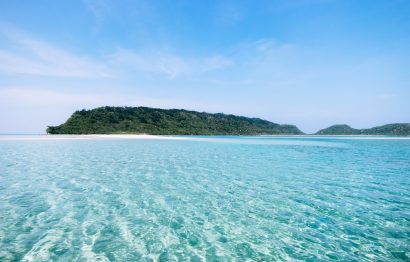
[{"left": 0, "top": 136, "right": 409, "bottom": 260}]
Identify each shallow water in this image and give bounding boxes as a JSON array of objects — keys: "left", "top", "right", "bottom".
[{"left": 0, "top": 135, "right": 409, "bottom": 261}]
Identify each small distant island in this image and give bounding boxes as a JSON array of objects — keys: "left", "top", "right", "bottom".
[
  {"left": 47, "top": 106, "right": 303, "bottom": 135},
  {"left": 315, "top": 124, "right": 410, "bottom": 136},
  {"left": 47, "top": 106, "right": 410, "bottom": 136}
]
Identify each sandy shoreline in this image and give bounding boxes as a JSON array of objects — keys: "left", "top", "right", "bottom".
[
  {"left": 0, "top": 134, "right": 409, "bottom": 141},
  {"left": 0, "top": 134, "right": 188, "bottom": 141}
]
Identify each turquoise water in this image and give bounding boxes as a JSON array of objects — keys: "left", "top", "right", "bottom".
[{"left": 0, "top": 135, "right": 409, "bottom": 261}]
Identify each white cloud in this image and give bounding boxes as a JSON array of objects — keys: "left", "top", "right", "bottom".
[
  {"left": 0, "top": 88, "right": 104, "bottom": 106},
  {"left": 0, "top": 27, "right": 235, "bottom": 80},
  {"left": 0, "top": 29, "right": 111, "bottom": 78},
  {"left": 108, "top": 48, "right": 191, "bottom": 78},
  {"left": 108, "top": 48, "right": 233, "bottom": 78},
  {"left": 0, "top": 50, "right": 50, "bottom": 75},
  {"left": 239, "top": 38, "right": 295, "bottom": 54}
]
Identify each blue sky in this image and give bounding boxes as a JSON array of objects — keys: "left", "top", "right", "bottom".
[{"left": 0, "top": 0, "right": 409, "bottom": 134}]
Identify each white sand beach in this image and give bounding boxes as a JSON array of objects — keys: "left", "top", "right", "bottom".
[{"left": 0, "top": 134, "right": 188, "bottom": 141}]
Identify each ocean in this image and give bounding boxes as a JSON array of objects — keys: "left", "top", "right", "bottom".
[{"left": 0, "top": 135, "right": 409, "bottom": 261}]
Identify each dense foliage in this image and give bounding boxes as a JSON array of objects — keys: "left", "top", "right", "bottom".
[
  {"left": 316, "top": 123, "right": 410, "bottom": 136},
  {"left": 315, "top": 125, "right": 361, "bottom": 135},
  {"left": 47, "top": 106, "right": 304, "bottom": 135}
]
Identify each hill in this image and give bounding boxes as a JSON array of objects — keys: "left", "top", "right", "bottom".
[
  {"left": 315, "top": 124, "right": 360, "bottom": 135},
  {"left": 316, "top": 123, "right": 410, "bottom": 136},
  {"left": 47, "top": 106, "right": 304, "bottom": 135},
  {"left": 364, "top": 123, "right": 410, "bottom": 136}
]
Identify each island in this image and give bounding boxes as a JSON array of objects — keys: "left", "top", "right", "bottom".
[
  {"left": 47, "top": 106, "right": 410, "bottom": 136},
  {"left": 316, "top": 123, "right": 410, "bottom": 136},
  {"left": 47, "top": 106, "right": 304, "bottom": 135}
]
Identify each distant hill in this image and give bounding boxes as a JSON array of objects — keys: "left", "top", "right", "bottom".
[
  {"left": 47, "top": 106, "right": 304, "bottom": 135},
  {"left": 364, "top": 123, "right": 410, "bottom": 136},
  {"left": 316, "top": 123, "right": 410, "bottom": 136},
  {"left": 315, "top": 124, "right": 360, "bottom": 135}
]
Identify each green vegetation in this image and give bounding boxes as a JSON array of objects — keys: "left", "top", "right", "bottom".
[
  {"left": 47, "top": 107, "right": 410, "bottom": 136},
  {"left": 316, "top": 123, "right": 410, "bottom": 136},
  {"left": 315, "top": 125, "right": 360, "bottom": 135},
  {"left": 47, "top": 106, "right": 304, "bottom": 135}
]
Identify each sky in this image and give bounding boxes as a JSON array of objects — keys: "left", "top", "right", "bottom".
[{"left": 0, "top": 0, "right": 409, "bottom": 134}]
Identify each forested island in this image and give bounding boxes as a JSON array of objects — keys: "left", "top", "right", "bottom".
[
  {"left": 47, "top": 106, "right": 410, "bottom": 136},
  {"left": 315, "top": 124, "right": 410, "bottom": 136},
  {"left": 47, "top": 106, "right": 303, "bottom": 135}
]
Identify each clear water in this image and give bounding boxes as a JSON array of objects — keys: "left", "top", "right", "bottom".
[{"left": 0, "top": 135, "right": 409, "bottom": 261}]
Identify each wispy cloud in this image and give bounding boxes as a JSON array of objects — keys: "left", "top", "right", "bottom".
[
  {"left": 0, "top": 29, "right": 111, "bottom": 78},
  {"left": 253, "top": 38, "right": 294, "bottom": 53},
  {"left": 108, "top": 48, "right": 233, "bottom": 78},
  {"left": 108, "top": 48, "right": 191, "bottom": 78},
  {"left": 0, "top": 26, "right": 236, "bottom": 80},
  {"left": 235, "top": 38, "right": 295, "bottom": 55}
]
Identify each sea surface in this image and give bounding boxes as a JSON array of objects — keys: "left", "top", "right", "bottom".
[{"left": 0, "top": 135, "right": 409, "bottom": 261}]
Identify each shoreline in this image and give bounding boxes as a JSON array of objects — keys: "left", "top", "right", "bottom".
[
  {"left": 0, "top": 134, "right": 188, "bottom": 141},
  {"left": 0, "top": 134, "right": 409, "bottom": 141}
]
